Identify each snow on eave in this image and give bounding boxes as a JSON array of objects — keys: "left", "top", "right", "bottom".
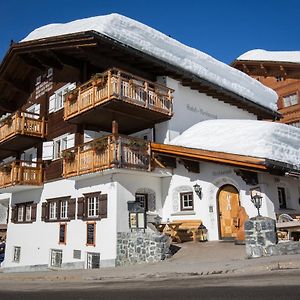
[
  {"left": 168, "top": 120, "right": 300, "bottom": 171},
  {"left": 19, "top": 14, "right": 278, "bottom": 113},
  {"left": 237, "top": 49, "right": 300, "bottom": 65}
]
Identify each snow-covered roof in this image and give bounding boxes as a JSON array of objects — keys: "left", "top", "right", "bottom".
[
  {"left": 169, "top": 120, "right": 300, "bottom": 170},
  {"left": 237, "top": 49, "right": 300, "bottom": 64},
  {"left": 21, "top": 14, "right": 278, "bottom": 112}
]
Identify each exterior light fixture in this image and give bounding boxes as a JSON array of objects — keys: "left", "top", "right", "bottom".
[
  {"left": 193, "top": 183, "right": 202, "bottom": 199},
  {"left": 251, "top": 193, "right": 263, "bottom": 217},
  {"left": 198, "top": 224, "right": 208, "bottom": 242}
]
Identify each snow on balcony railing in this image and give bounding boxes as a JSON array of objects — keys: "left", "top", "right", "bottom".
[
  {"left": 63, "top": 134, "right": 151, "bottom": 178},
  {"left": 64, "top": 68, "right": 173, "bottom": 120}
]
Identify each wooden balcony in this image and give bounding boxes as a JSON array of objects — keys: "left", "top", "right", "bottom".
[
  {"left": 63, "top": 135, "right": 151, "bottom": 178},
  {"left": 0, "top": 161, "right": 43, "bottom": 191},
  {"left": 64, "top": 69, "right": 173, "bottom": 134},
  {"left": 0, "top": 112, "right": 46, "bottom": 159}
]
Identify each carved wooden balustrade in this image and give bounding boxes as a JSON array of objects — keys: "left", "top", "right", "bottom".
[
  {"left": 63, "top": 135, "right": 151, "bottom": 178},
  {"left": 0, "top": 161, "right": 44, "bottom": 189},
  {"left": 64, "top": 68, "right": 173, "bottom": 120},
  {"left": 0, "top": 111, "right": 46, "bottom": 143}
]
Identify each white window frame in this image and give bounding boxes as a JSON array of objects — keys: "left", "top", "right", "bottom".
[
  {"left": 180, "top": 192, "right": 194, "bottom": 211},
  {"left": 53, "top": 134, "right": 68, "bottom": 160},
  {"left": 25, "top": 205, "right": 32, "bottom": 222},
  {"left": 60, "top": 200, "right": 68, "bottom": 220},
  {"left": 283, "top": 93, "right": 298, "bottom": 108},
  {"left": 49, "top": 202, "right": 58, "bottom": 220},
  {"left": 88, "top": 197, "right": 99, "bottom": 218},
  {"left": 50, "top": 249, "right": 62, "bottom": 268},
  {"left": 17, "top": 206, "right": 24, "bottom": 222},
  {"left": 49, "top": 82, "right": 76, "bottom": 113}
]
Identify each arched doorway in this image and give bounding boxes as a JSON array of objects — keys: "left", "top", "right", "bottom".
[{"left": 217, "top": 185, "right": 240, "bottom": 240}]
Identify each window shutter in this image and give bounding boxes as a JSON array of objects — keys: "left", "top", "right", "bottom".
[
  {"left": 31, "top": 203, "right": 37, "bottom": 222},
  {"left": 77, "top": 197, "right": 86, "bottom": 219},
  {"left": 66, "top": 134, "right": 75, "bottom": 149},
  {"left": 42, "top": 141, "right": 54, "bottom": 160},
  {"left": 41, "top": 202, "right": 49, "bottom": 222},
  {"left": 68, "top": 83, "right": 76, "bottom": 91},
  {"left": 11, "top": 206, "right": 17, "bottom": 223},
  {"left": 67, "top": 198, "right": 76, "bottom": 220},
  {"left": 49, "top": 94, "right": 56, "bottom": 113},
  {"left": 99, "top": 194, "right": 108, "bottom": 219}
]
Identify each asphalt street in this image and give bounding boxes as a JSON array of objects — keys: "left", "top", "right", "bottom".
[{"left": 0, "top": 269, "right": 299, "bottom": 300}]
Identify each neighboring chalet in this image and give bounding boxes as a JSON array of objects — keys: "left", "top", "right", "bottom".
[
  {"left": 232, "top": 49, "right": 300, "bottom": 127},
  {"left": 0, "top": 15, "right": 299, "bottom": 271}
]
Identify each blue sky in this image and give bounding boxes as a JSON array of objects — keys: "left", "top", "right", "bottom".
[{"left": 0, "top": 0, "right": 299, "bottom": 64}]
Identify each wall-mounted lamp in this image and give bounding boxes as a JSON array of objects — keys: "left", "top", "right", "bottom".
[
  {"left": 251, "top": 193, "right": 262, "bottom": 217},
  {"left": 193, "top": 183, "right": 202, "bottom": 199}
]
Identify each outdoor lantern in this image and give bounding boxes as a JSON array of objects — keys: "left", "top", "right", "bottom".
[
  {"left": 193, "top": 183, "right": 202, "bottom": 199},
  {"left": 251, "top": 193, "right": 263, "bottom": 217},
  {"left": 198, "top": 224, "right": 208, "bottom": 242}
]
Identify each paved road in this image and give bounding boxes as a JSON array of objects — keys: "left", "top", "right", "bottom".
[{"left": 1, "top": 269, "right": 300, "bottom": 300}]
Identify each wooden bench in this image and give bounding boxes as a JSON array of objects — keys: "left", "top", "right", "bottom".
[{"left": 163, "top": 220, "right": 203, "bottom": 243}]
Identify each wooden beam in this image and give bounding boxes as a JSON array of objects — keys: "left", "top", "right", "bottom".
[
  {"left": 19, "top": 54, "right": 46, "bottom": 71},
  {"left": 242, "top": 63, "right": 250, "bottom": 74},
  {"left": 31, "top": 52, "right": 63, "bottom": 70},
  {"left": 0, "top": 77, "right": 30, "bottom": 94},
  {"left": 50, "top": 51, "right": 83, "bottom": 69}
]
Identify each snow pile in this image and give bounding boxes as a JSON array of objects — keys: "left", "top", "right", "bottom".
[
  {"left": 21, "top": 14, "right": 278, "bottom": 112},
  {"left": 238, "top": 49, "right": 300, "bottom": 64},
  {"left": 169, "top": 120, "right": 300, "bottom": 170}
]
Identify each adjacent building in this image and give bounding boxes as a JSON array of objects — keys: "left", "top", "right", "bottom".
[
  {"left": 0, "top": 15, "right": 299, "bottom": 272},
  {"left": 232, "top": 49, "right": 300, "bottom": 127}
]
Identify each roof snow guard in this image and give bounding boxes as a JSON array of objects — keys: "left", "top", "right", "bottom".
[
  {"left": 169, "top": 119, "right": 300, "bottom": 172},
  {"left": 0, "top": 14, "right": 279, "bottom": 119}
]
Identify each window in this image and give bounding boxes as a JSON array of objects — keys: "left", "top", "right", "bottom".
[
  {"left": 278, "top": 187, "right": 287, "bottom": 209},
  {"left": 276, "top": 76, "right": 284, "bottom": 82},
  {"left": 17, "top": 206, "right": 24, "bottom": 222},
  {"left": 25, "top": 206, "right": 32, "bottom": 222},
  {"left": 53, "top": 135, "right": 68, "bottom": 159},
  {"left": 135, "top": 193, "right": 148, "bottom": 211},
  {"left": 88, "top": 197, "right": 99, "bottom": 218},
  {"left": 13, "top": 246, "right": 21, "bottom": 263},
  {"left": 86, "top": 222, "right": 96, "bottom": 246},
  {"left": 49, "top": 202, "right": 58, "bottom": 220},
  {"left": 49, "top": 82, "right": 76, "bottom": 113},
  {"left": 42, "top": 197, "right": 75, "bottom": 222},
  {"left": 87, "top": 252, "right": 100, "bottom": 269},
  {"left": 60, "top": 201, "right": 68, "bottom": 219},
  {"left": 180, "top": 192, "right": 194, "bottom": 211},
  {"left": 47, "top": 68, "right": 53, "bottom": 78},
  {"left": 283, "top": 93, "right": 298, "bottom": 107},
  {"left": 12, "top": 203, "right": 36, "bottom": 223},
  {"left": 59, "top": 223, "right": 67, "bottom": 244},
  {"left": 36, "top": 75, "right": 42, "bottom": 86},
  {"left": 77, "top": 193, "right": 108, "bottom": 221},
  {"left": 50, "top": 249, "right": 62, "bottom": 268}
]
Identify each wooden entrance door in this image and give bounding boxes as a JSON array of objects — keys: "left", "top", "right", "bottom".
[{"left": 218, "top": 185, "right": 240, "bottom": 239}]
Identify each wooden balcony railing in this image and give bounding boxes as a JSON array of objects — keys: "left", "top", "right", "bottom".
[
  {"left": 0, "top": 161, "right": 43, "bottom": 189},
  {"left": 64, "top": 68, "right": 173, "bottom": 120},
  {"left": 0, "top": 111, "right": 46, "bottom": 144},
  {"left": 63, "top": 135, "right": 151, "bottom": 178}
]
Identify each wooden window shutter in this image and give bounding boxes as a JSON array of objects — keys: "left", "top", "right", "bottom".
[
  {"left": 99, "top": 194, "right": 108, "bottom": 219},
  {"left": 41, "top": 202, "right": 49, "bottom": 222},
  {"left": 11, "top": 206, "right": 17, "bottom": 223},
  {"left": 49, "top": 94, "right": 56, "bottom": 113},
  {"left": 31, "top": 204, "right": 37, "bottom": 222},
  {"left": 77, "top": 197, "right": 86, "bottom": 220},
  {"left": 67, "top": 198, "right": 76, "bottom": 220}
]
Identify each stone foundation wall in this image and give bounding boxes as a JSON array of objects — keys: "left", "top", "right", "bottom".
[
  {"left": 245, "top": 217, "right": 277, "bottom": 258},
  {"left": 116, "top": 231, "right": 170, "bottom": 266}
]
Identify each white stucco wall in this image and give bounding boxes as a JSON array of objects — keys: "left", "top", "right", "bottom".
[
  {"left": 155, "top": 77, "right": 257, "bottom": 143},
  {"left": 4, "top": 176, "right": 118, "bottom": 270}
]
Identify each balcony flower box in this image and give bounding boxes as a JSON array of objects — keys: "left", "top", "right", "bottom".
[{"left": 61, "top": 150, "right": 75, "bottom": 162}]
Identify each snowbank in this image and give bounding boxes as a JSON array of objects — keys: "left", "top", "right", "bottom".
[
  {"left": 238, "top": 49, "right": 300, "bottom": 64},
  {"left": 169, "top": 120, "right": 300, "bottom": 170},
  {"left": 21, "top": 14, "right": 278, "bottom": 112}
]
